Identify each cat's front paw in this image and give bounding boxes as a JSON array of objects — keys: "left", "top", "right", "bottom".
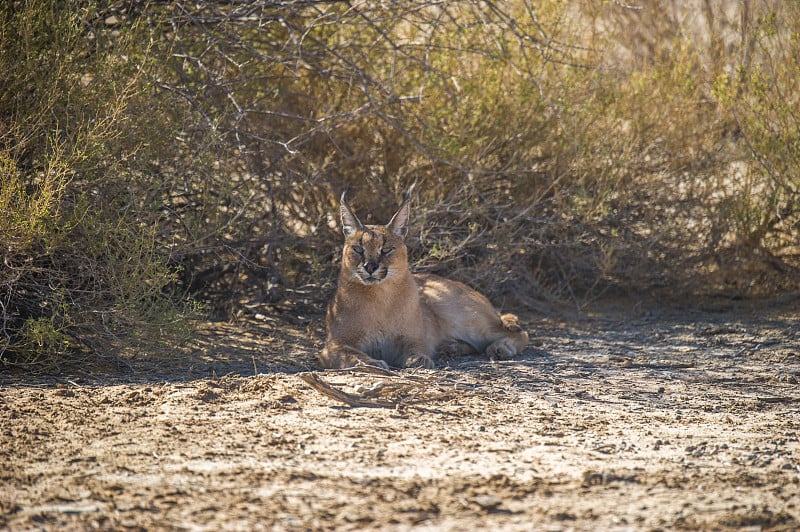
[
  {"left": 405, "top": 353, "right": 435, "bottom": 369},
  {"left": 370, "top": 358, "right": 391, "bottom": 370}
]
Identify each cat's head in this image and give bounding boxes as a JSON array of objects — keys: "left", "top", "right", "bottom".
[{"left": 338, "top": 187, "right": 413, "bottom": 286}]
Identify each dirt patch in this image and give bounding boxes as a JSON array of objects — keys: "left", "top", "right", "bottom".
[{"left": 2, "top": 298, "right": 800, "bottom": 530}]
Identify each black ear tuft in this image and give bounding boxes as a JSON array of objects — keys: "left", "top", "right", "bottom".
[
  {"left": 340, "top": 191, "right": 363, "bottom": 238},
  {"left": 403, "top": 180, "right": 417, "bottom": 204}
]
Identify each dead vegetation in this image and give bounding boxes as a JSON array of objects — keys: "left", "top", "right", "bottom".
[{"left": 1, "top": 0, "right": 799, "bottom": 366}]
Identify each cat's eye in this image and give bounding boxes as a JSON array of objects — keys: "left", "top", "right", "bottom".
[
  {"left": 380, "top": 247, "right": 394, "bottom": 256},
  {"left": 351, "top": 245, "right": 364, "bottom": 255}
]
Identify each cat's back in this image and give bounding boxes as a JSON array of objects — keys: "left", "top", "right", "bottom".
[
  {"left": 414, "top": 272, "right": 505, "bottom": 347},
  {"left": 414, "top": 273, "right": 494, "bottom": 309}
]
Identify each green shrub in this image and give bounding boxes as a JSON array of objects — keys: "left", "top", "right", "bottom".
[{"left": 0, "top": 1, "right": 197, "bottom": 367}]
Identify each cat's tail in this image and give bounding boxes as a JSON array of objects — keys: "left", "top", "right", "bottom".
[{"left": 500, "top": 313, "right": 522, "bottom": 332}]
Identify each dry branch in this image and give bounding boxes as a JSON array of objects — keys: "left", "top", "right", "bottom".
[{"left": 299, "top": 372, "right": 398, "bottom": 408}]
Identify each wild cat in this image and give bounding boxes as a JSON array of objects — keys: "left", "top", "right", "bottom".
[{"left": 320, "top": 187, "right": 529, "bottom": 369}]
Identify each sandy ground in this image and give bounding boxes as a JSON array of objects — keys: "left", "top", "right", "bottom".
[{"left": 2, "top": 297, "right": 800, "bottom": 531}]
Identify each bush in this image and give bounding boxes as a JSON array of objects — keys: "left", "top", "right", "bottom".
[
  {"left": 0, "top": 2, "right": 197, "bottom": 366},
  {"left": 577, "top": 0, "right": 800, "bottom": 296},
  {"left": 3, "top": 0, "right": 798, "bottom": 367}
]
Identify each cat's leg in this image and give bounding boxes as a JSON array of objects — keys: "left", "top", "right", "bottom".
[{"left": 320, "top": 341, "right": 390, "bottom": 369}]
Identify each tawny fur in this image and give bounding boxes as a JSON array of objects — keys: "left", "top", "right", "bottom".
[{"left": 320, "top": 190, "right": 528, "bottom": 369}]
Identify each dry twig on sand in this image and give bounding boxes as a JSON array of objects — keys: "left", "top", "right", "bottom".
[
  {"left": 299, "top": 369, "right": 473, "bottom": 409},
  {"left": 299, "top": 373, "right": 398, "bottom": 408}
]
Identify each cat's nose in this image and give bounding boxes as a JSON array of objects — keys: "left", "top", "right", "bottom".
[{"left": 364, "top": 261, "right": 379, "bottom": 274}]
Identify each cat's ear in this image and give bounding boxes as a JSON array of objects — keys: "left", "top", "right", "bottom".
[
  {"left": 340, "top": 191, "right": 363, "bottom": 238},
  {"left": 387, "top": 182, "right": 415, "bottom": 238}
]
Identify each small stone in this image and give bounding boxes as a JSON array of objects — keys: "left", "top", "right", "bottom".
[{"left": 471, "top": 495, "right": 502, "bottom": 511}]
